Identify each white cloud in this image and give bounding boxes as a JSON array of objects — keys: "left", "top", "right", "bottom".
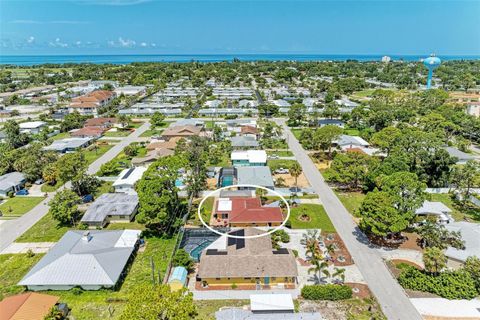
[
  {"left": 26, "top": 36, "right": 35, "bottom": 44},
  {"left": 108, "top": 37, "right": 136, "bottom": 48},
  {"left": 151, "top": 43, "right": 156, "bottom": 47},
  {"left": 140, "top": 42, "right": 147, "bottom": 47},
  {"left": 49, "top": 38, "right": 68, "bottom": 48}
]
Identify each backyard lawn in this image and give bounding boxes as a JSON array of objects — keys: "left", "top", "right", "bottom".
[
  {"left": 0, "top": 253, "right": 45, "bottom": 300},
  {"left": 267, "top": 159, "right": 299, "bottom": 171},
  {"left": 83, "top": 144, "right": 114, "bottom": 164},
  {"left": 49, "top": 131, "right": 70, "bottom": 141},
  {"left": 267, "top": 150, "right": 293, "bottom": 157},
  {"left": 139, "top": 128, "right": 163, "bottom": 137},
  {"left": 336, "top": 192, "right": 366, "bottom": 217},
  {"left": 41, "top": 181, "right": 62, "bottom": 192},
  {"left": 0, "top": 196, "right": 45, "bottom": 217},
  {"left": 288, "top": 204, "right": 336, "bottom": 232}
]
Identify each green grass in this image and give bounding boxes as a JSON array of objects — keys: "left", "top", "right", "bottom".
[
  {"left": 0, "top": 253, "right": 45, "bottom": 300},
  {"left": 95, "top": 181, "right": 114, "bottom": 197},
  {"left": 83, "top": 144, "right": 114, "bottom": 164},
  {"left": 104, "top": 129, "right": 133, "bottom": 137},
  {"left": 40, "top": 236, "right": 176, "bottom": 320},
  {"left": 288, "top": 204, "right": 336, "bottom": 231},
  {"left": 195, "top": 300, "right": 249, "bottom": 320},
  {"left": 267, "top": 159, "right": 299, "bottom": 171},
  {"left": 336, "top": 191, "right": 366, "bottom": 217},
  {"left": 429, "top": 193, "right": 466, "bottom": 221},
  {"left": 105, "top": 221, "right": 146, "bottom": 231},
  {"left": 15, "top": 212, "right": 70, "bottom": 242},
  {"left": 139, "top": 128, "right": 163, "bottom": 137},
  {"left": 343, "top": 128, "right": 360, "bottom": 136},
  {"left": 49, "top": 131, "right": 70, "bottom": 141},
  {"left": 291, "top": 129, "right": 303, "bottom": 140},
  {"left": 267, "top": 150, "right": 293, "bottom": 157},
  {"left": 0, "top": 196, "right": 45, "bottom": 217}
]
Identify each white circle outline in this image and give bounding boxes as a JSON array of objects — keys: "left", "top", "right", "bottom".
[{"left": 197, "top": 184, "right": 291, "bottom": 239}]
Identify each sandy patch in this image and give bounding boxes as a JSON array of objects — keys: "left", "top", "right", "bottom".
[{"left": 273, "top": 173, "right": 310, "bottom": 188}]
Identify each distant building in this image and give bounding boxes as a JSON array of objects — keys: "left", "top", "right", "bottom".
[
  {"left": 317, "top": 119, "right": 345, "bottom": 128},
  {"left": 19, "top": 230, "right": 141, "bottom": 291},
  {"left": 230, "top": 136, "right": 259, "bottom": 149},
  {"left": 415, "top": 201, "right": 453, "bottom": 224},
  {"left": 382, "top": 56, "right": 392, "bottom": 63},
  {"left": 112, "top": 167, "right": 147, "bottom": 194},
  {"left": 114, "top": 85, "right": 146, "bottom": 96},
  {"left": 43, "top": 137, "right": 93, "bottom": 153},
  {"left": 161, "top": 125, "right": 203, "bottom": 141},
  {"left": 68, "top": 90, "right": 116, "bottom": 116},
  {"left": 70, "top": 126, "right": 105, "bottom": 138},
  {"left": 19, "top": 121, "right": 46, "bottom": 134}
]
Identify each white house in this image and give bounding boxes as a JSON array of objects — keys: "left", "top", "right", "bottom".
[
  {"left": 231, "top": 150, "right": 267, "bottom": 167},
  {"left": 0, "top": 172, "right": 26, "bottom": 197},
  {"left": 112, "top": 167, "right": 147, "bottom": 194},
  {"left": 114, "top": 85, "right": 146, "bottom": 96},
  {"left": 19, "top": 121, "right": 47, "bottom": 134},
  {"left": 415, "top": 201, "right": 453, "bottom": 224}
]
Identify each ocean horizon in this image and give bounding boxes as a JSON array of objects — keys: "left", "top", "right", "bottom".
[{"left": 1, "top": 54, "right": 479, "bottom": 66}]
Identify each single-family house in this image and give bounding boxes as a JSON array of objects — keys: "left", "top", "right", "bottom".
[
  {"left": 131, "top": 148, "right": 175, "bottom": 166},
  {"left": 112, "top": 167, "right": 147, "bottom": 194},
  {"left": 70, "top": 126, "right": 105, "bottom": 138},
  {"left": 240, "top": 126, "right": 259, "bottom": 139},
  {"left": 236, "top": 166, "right": 274, "bottom": 189},
  {"left": 43, "top": 137, "right": 93, "bottom": 153},
  {"left": 19, "top": 230, "right": 141, "bottom": 291},
  {"left": 415, "top": 201, "right": 453, "bottom": 224},
  {"left": 213, "top": 197, "right": 283, "bottom": 227},
  {"left": 0, "top": 293, "right": 61, "bottom": 320},
  {"left": 146, "top": 137, "right": 181, "bottom": 151},
  {"left": 445, "top": 222, "right": 480, "bottom": 267},
  {"left": 19, "top": 121, "right": 46, "bottom": 134},
  {"left": 230, "top": 136, "right": 259, "bottom": 149},
  {"left": 317, "top": 119, "right": 345, "bottom": 128},
  {"left": 84, "top": 117, "right": 117, "bottom": 129},
  {"left": 197, "top": 228, "right": 298, "bottom": 288},
  {"left": 80, "top": 193, "right": 139, "bottom": 228},
  {"left": 114, "top": 85, "right": 146, "bottom": 96},
  {"left": 335, "top": 135, "right": 369, "bottom": 149},
  {"left": 161, "top": 125, "right": 203, "bottom": 141},
  {"left": 171, "top": 119, "right": 205, "bottom": 128},
  {"left": 231, "top": 150, "right": 267, "bottom": 167},
  {"left": 0, "top": 172, "right": 26, "bottom": 197},
  {"left": 168, "top": 266, "right": 188, "bottom": 292}
]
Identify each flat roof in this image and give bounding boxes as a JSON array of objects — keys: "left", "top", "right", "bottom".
[{"left": 250, "top": 294, "right": 294, "bottom": 312}]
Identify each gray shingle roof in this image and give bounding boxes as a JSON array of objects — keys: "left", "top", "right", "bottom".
[
  {"left": 230, "top": 136, "right": 259, "bottom": 148},
  {"left": 236, "top": 166, "right": 274, "bottom": 188},
  {"left": 19, "top": 230, "right": 140, "bottom": 287},
  {"left": 0, "top": 172, "right": 25, "bottom": 191},
  {"left": 80, "top": 193, "right": 139, "bottom": 224}
]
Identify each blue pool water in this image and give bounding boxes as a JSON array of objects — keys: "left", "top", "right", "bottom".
[
  {"left": 190, "top": 240, "right": 213, "bottom": 261},
  {"left": 221, "top": 176, "right": 234, "bottom": 187}
]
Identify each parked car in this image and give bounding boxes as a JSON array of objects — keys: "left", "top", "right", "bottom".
[
  {"left": 275, "top": 168, "right": 289, "bottom": 174},
  {"left": 34, "top": 178, "right": 44, "bottom": 185},
  {"left": 82, "top": 194, "right": 94, "bottom": 203},
  {"left": 268, "top": 154, "right": 280, "bottom": 159},
  {"left": 15, "top": 189, "right": 29, "bottom": 196}
]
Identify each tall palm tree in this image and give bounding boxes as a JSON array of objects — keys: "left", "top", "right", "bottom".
[
  {"left": 301, "top": 230, "right": 323, "bottom": 260},
  {"left": 290, "top": 162, "right": 302, "bottom": 191},
  {"left": 308, "top": 259, "right": 330, "bottom": 284}
]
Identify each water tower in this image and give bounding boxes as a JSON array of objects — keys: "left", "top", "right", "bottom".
[{"left": 423, "top": 54, "right": 441, "bottom": 89}]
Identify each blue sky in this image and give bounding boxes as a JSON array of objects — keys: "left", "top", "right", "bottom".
[{"left": 0, "top": 0, "right": 479, "bottom": 55}]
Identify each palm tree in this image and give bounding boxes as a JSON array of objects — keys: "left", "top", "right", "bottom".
[
  {"left": 308, "top": 259, "right": 330, "bottom": 284},
  {"left": 301, "top": 230, "right": 324, "bottom": 260},
  {"left": 290, "top": 162, "right": 302, "bottom": 191},
  {"left": 332, "top": 268, "right": 346, "bottom": 284}
]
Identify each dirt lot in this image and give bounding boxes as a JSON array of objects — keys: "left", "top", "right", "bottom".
[
  {"left": 299, "top": 296, "right": 385, "bottom": 319},
  {"left": 274, "top": 173, "right": 310, "bottom": 188}
]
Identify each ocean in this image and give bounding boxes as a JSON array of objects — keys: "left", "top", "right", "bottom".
[{"left": 0, "top": 54, "right": 479, "bottom": 66}]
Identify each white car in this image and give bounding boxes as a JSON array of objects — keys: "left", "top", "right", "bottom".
[{"left": 275, "top": 168, "right": 289, "bottom": 174}]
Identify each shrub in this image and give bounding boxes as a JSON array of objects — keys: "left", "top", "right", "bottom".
[
  {"left": 301, "top": 284, "right": 352, "bottom": 301},
  {"left": 172, "top": 249, "right": 194, "bottom": 272},
  {"left": 71, "top": 287, "right": 83, "bottom": 295},
  {"left": 292, "top": 249, "right": 299, "bottom": 258},
  {"left": 398, "top": 266, "right": 477, "bottom": 300}
]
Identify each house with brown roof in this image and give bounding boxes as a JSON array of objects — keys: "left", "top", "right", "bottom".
[
  {"left": 212, "top": 197, "right": 284, "bottom": 227},
  {"left": 161, "top": 125, "right": 203, "bottom": 141},
  {"left": 68, "top": 90, "right": 116, "bottom": 116},
  {"left": 131, "top": 148, "right": 175, "bottom": 166},
  {"left": 240, "top": 125, "right": 259, "bottom": 139},
  {"left": 84, "top": 117, "right": 117, "bottom": 129},
  {"left": 71, "top": 126, "right": 105, "bottom": 138},
  {"left": 0, "top": 292, "right": 61, "bottom": 320},
  {"left": 146, "top": 137, "right": 182, "bottom": 151},
  {"left": 197, "top": 228, "right": 298, "bottom": 289}
]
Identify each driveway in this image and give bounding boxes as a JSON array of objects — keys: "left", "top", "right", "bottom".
[
  {"left": 277, "top": 120, "right": 422, "bottom": 320},
  {"left": 0, "top": 122, "right": 151, "bottom": 252},
  {"left": 1, "top": 242, "right": 55, "bottom": 254}
]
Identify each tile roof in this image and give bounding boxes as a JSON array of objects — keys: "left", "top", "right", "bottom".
[
  {"left": 161, "top": 125, "right": 202, "bottom": 137},
  {"left": 84, "top": 117, "right": 116, "bottom": 127},
  {"left": 216, "top": 197, "right": 283, "bottom": 223},
  {"left": 0, "top": 292, "right": 59, "bottom": 320},
  {"left": 70, "top": 126, "right": 105, "bottom": 137}
]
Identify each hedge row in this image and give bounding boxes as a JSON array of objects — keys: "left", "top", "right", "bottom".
[
  {"left": 301, "top": 284, "right": 352, "bottom": 301},
  {"left": 398, "top": 266, "right": 477, "bottom": 300}
]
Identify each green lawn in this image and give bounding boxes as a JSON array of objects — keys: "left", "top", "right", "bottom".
[
  {"left": 267, "top": 159, "right": 299, "bottom": 171},
  {"left": 95, "top": 181, "right": 114, "bottom": 197},
  {"left": 41, "top": 181, "right": 63, "bottom": 192},
  {"left": 15, "top": 212, "right": 70, "bottom": 242},
  {"left": 0, "top": 196, "right": 45, "bottom": 217},
  {"left": 105, "top": 221, "right": 146, "bottom": 231},
  {"left": 103, "top": 129, "right": 133, "bottom": 137},
  {"left": 336, "top": 191, "right": 366, "bottom": 217},
  {"left": 40, "top": 236, "right": 176, "bottom": 320},
  {"left": 195, "top": 300, "right": 249, "bottom": 320},
  {"left": 288, "top": 204, "right": 336, "bottom": 232},
  {"left": 343, "top": 128, "right": 361, "bottom": 136},
  {"left": 83, "top": 144, "right": 114, "bottom": 164},
  {"left": 429, "top": 193, "right": 469, "bottom": 221},
  {"left": 291, "top": 128, "right": 303, "bottom": 140},
  {"left": 49, "top": 131, "right": 70, "bottom": 141},
  {"left": 267, "top": 150, "right": 293, "bottom": 157},
  {"left": 0, "top": 253, "right": 45, "bottom": 300},
  {"left": 139, "top": 128, "right": 163, "bottom": 137}
]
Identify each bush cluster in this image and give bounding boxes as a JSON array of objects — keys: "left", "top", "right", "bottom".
[
  {"left": 301, "top": 284, "right": 352, "bottom": 301},
  {"left": 398, "top": 266, "right": 477, "bottom": 300}
]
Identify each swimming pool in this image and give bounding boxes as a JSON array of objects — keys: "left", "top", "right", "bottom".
[
  {"left": 189, "top": 240, "right": 213, "bottom": 261},
  {"left": 221, "top": 176, "right": 234, "bottom": 187}
]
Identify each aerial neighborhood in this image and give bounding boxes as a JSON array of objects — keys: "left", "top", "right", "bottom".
[{"left": 0, "top": 57, "right": 479, "bottom": 320}]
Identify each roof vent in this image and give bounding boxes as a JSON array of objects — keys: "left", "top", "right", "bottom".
[{"left": 82, "top": 231, "right": 92, "bottom": 242}]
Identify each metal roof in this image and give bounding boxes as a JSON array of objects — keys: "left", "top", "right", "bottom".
[
  {"left": 0, "top": 172, "right": 25, "bottom": 191},
  {"left": 250, "top": 294, "right": 294, "bottom": 312},
  {"left": 168, "top": 266, "right": 188, "bottom": 285},
  {"left": 230, "top": 136, "right": 259, "bottom": 148},
  {"left": 19, "top": 230, "right": 140, "bottom": 287},
  {"left": 80, "top": 193, "right": 139, "bottom": 224},
  {"left": 445, "top": 222, "right": 480, "bottom": 262},
  {"left": 236, "top": 166, "right": 274, "bottom": 188}
]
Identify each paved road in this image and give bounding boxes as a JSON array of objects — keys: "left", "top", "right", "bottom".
[
  {"left": 0, "top": 122, "right": 151, "bottom": 253},
  {"left": 279, "top": 121, "right": 422, "bottom": 320}
]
